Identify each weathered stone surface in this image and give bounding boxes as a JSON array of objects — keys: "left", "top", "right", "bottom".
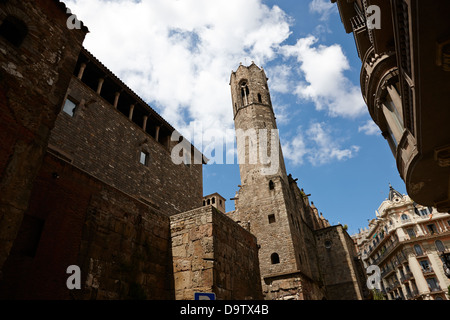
[
  {"left": 0, "top": 154, "right": 174, "bottom": 300},
  {"left": 0, "top": 0, "right": 87, "bottom": 272},
  {"left": 48, "top": 50, "right": 203, "bottom": 217},
  {"left": 229, "top": 63, "right": 365, "bottom": 300},
  {"left": 170, "top": 206, "right": 263, "bottom": 300}
]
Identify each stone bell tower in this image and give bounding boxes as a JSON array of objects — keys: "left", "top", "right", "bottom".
[
  {"left": 229, "top": 63, "right": 325, "bottom": 300},
  {"left": 230, "top": 62, "right": 288, "bottom": 184}
]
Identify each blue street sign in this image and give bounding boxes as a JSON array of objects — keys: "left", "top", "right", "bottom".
[{"left": 194, "top": 292, "right": 216, "bottom": 300}]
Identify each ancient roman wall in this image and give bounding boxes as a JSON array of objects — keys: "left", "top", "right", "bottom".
[
  {"left": 0, "top": 154, "right": 174, "bottom": 299},
  {"left": 49, "top": 73, "right": 203, "bottom": 217},
  {"left": 170, "top": 206, "right": 263, "bottom": 300}
]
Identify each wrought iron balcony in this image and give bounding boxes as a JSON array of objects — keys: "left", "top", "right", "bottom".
[{"left": 422, "top": 266, "right": 435, "bottom": 275}]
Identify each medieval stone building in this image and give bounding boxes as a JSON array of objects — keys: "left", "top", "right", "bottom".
[
  {"left": 227, "top": 62, "right": 367, "bottom": 300},
  {"left": 0, "top": 0, "right": 366, "bottom": 300}
]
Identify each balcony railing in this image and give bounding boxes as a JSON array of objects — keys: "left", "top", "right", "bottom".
[
  {"left": 406, "top": 289, "right": 420, "bottom": 300},
  {"left": 429, "top": 286, "right": 442, "bottom": 293},
  {"left": 400, "top": 272, "right": 413, "bottom": 283},
  {"left": 381, "top": 265, "right": 394, "bottom": 278},
  {"left": 372, "top": 238, "right": 400, "bottom": 265},
  {"left": 351, "top": 14, "right": 366, "bottom": 31},
  {"left": 422, "top": 266, "right": 435, "bottom": 276},
  {"left": 386, "top": 280, "right": 401, "bottom": 293}
]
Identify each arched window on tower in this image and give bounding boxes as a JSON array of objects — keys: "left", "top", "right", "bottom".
[
  {"left": 257, "top": 93, "right": 262, "bottom": 103},
  {"left": 271, "top": 253, "right": 280, "bottom": 264},
  {"left": 269, "top": 180, "right": 275, "bottom": 190},
  {"left": 240, "top": 81, "right": 249, "bottom": 106}
]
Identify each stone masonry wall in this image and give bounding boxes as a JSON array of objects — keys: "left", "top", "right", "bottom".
[
  {"left": 212, "top": 207, "right": 263, "bottom": 300},
  {"left": 0, "top": 154, "right": 174, "bottom": 299},
  {"left": 230, "top": 63, "right": 326, "bottom": 300},
  {"left": 49, "top": 76, "right": 202, "bottom": 216},
  {"left": 170, "top": 206, "right": 262, "bottom": 300},
  {"left": 0, "top": 0, "right": 87, "bottom": 272},
  {"left": 315, "top": 225, "right": 365, "bottom": 300}
]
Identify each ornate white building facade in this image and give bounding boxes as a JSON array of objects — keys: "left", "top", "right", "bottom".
[{"left": 354, "top": 185, "right": 450, "bottom": 300}]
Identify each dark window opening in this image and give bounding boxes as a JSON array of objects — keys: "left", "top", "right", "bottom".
[
  {"left": 426, "top": 278, "right": 440, "bottom": 291},
  {"left": 269, "top": 180, "right": 275, "bottom": 190},
  {"left": 131, "top": 104, "right": 146, "bottom": 129},
  {"left": 203, "top": 200, "right": 206, "bottom": 206},
  {"left": 271, "top": 253, "right": 280, "bottom": 265},
  {"left": 427, "top": 224, "right": 437, "bottom": 235},
  {"left": 240, "top": 81, "right": 250, "bottom": 106},
  {"left": 0, "top": 15, "right": 28, "bottom": 47},
  {"left": 420, "top": 260, "right": 432, "bottom": 273},
  {"left": 207, "top": 199, "right": 210, "bottom": 205},
  {"left": 257, "top": 93, "right": 262, "bottom": 103},
  {"left": 406, "top": 228, "right": 416, "bottom": 239},
  {"left": 414, "top": 244, "right": 423, "bottom": 256},
  {"left": 435, "top": 240, "right": 445, "bottom": 253},
  {"left": 268, "top": 214, "right": 276, "bottom": 224},
  {"left": 212, "top": 197, "right": 215, "bottom": 204}
]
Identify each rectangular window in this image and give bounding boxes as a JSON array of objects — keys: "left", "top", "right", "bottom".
[
  {"left": 426, "top": 278, "right": 440, "bottom": 292},
  {"left": 419, "top": 260, "right": 431, "bottom": 272},
  {"left": 268, "top": 214, "right": 276, "bottom": 224},
  {"left": 427, "top": 224, "right": 437, "bottom": 235},
  {"left": 140, "top": 151, "right": 149, "bottom": 166},
  {"left": 63, "top": 97, "right": 77, "bottom": 116},
  {"left": 406, "top": 228, "right": 416, "bottom": 239}
]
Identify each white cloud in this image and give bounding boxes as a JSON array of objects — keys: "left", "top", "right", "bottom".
[
  {"left": 282, "top": 130, "right": 308, "bottom": 166},
  {"left": 66, "top": 0, "right": 364, "bottom": 166},
  {"left": 358, "top": 120, "right": 381, "bottom": 136},
  {"left": 281, "top": 36, "right": 366, "bottom": 119},
  {"left": 65, "top": 0, "right": 292, "bottom": 139},
  {"left": 309, "top": 0, "right": 338, "bottom": 21},
  {"left": 266, "top": 64, "right": 294, "bottom": 94},
  {"left": 283, "top": 122, "right": 360, "bottom": 166}
]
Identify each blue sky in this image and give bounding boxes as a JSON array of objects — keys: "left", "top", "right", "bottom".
[{"left": 66, "top": 0, "right": 407, "bottom": 235}]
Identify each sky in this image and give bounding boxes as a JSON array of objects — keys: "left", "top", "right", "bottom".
[{"left": 65, "top": 0, "right": 408, "bottom": 235}]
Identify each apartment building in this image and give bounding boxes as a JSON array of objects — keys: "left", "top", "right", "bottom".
[
  {"left": 354, "top": 185, "right": 450, "bottom": 300},
  {"left": 332, "top": 0, "right": 450, "bottom": 214}
]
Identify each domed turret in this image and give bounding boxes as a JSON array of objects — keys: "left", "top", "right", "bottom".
[{"left": 388, "top": 183, "right": 402, "bottom": 201}]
